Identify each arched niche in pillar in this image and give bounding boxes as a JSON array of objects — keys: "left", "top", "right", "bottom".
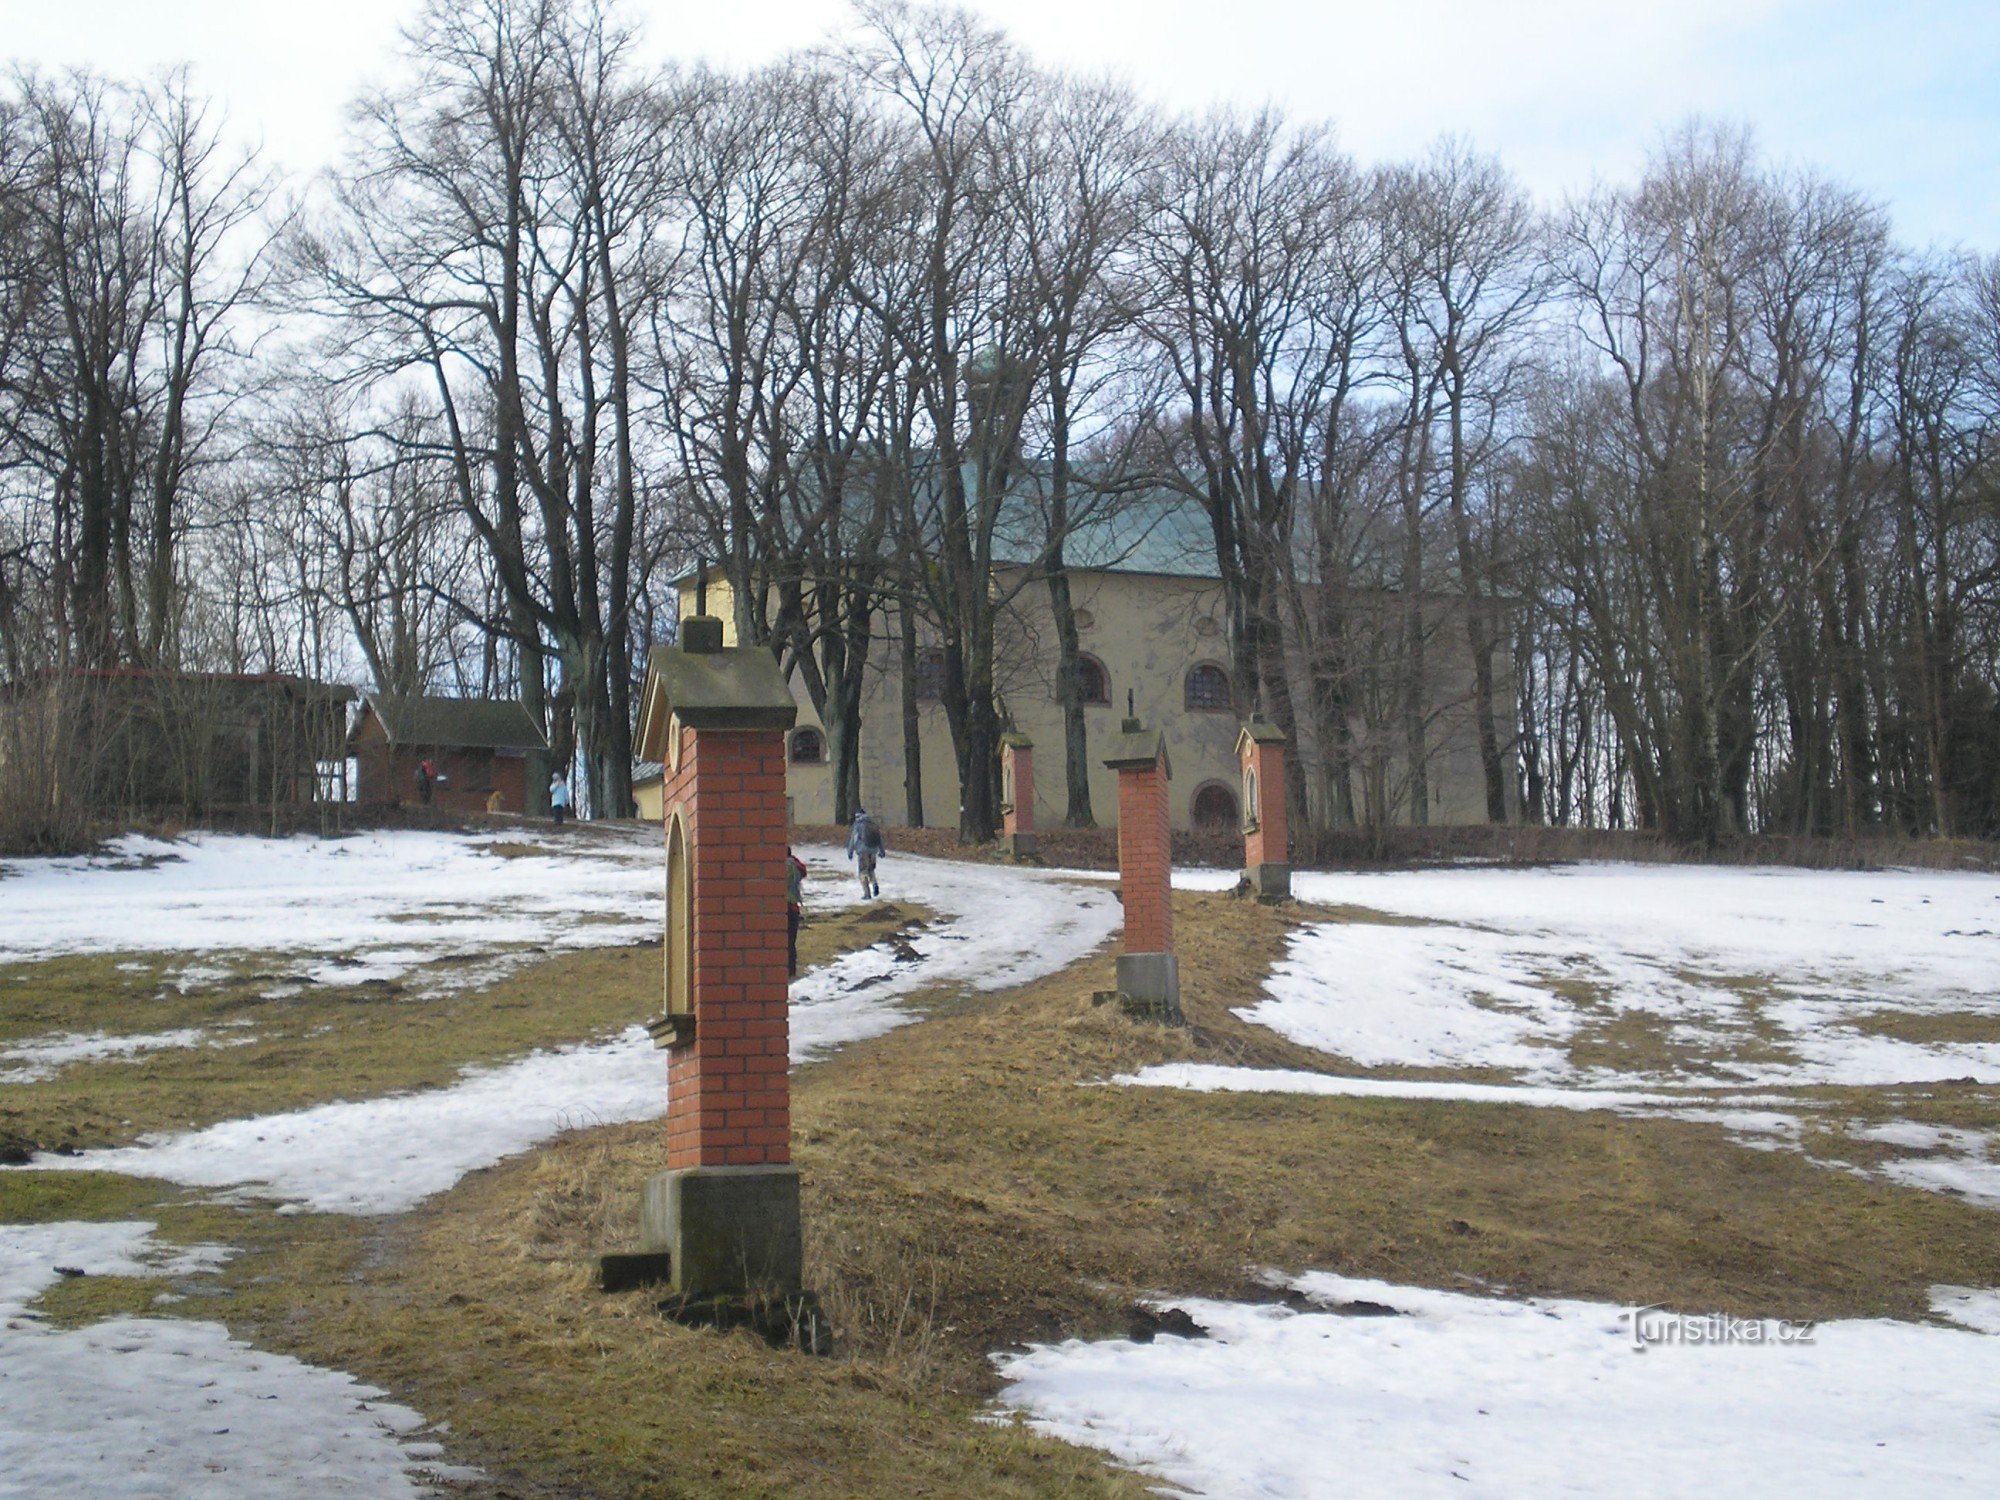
[{"left": 664, "top": 810, "right": 692, "bottom": 1023}]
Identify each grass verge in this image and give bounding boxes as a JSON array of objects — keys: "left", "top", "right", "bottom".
[
  {"left": 142, "top": 888, "right": 2000, "bottom": 1498},
  {"left": 0, "top": 900, "right": 923, "bottom": 1161}
]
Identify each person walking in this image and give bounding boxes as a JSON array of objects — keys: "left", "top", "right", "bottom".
[
  {"left": 785, "top": 846, "right": 808, "bottom": 978},
  {"left": 549, "top": 769, "right": 573, "bottom": 828},
  {"left": 415, "top": 758, "right": 434, "bottom": 805},
  {"left": 846, "top": 807, "right": 885, "bottom": 899}
]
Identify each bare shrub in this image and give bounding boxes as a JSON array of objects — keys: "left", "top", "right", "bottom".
[{"left": 0, "top": 681, "right": 92, "bottom": 854}]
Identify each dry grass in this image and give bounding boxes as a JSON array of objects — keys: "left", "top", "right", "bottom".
[
  {"left": 800, "top": 817, "right": 2000, "bottom": 873},
  {"left": 11, "top": 885, "right": 2000, "bottom": 1496},
  {"left": 175, "top": 888, "right": 2000, "bottom": 1498},
  {"left": 0, "top": 901, "right": 925, "bottom": 1161},
  {"left": 1843, "top": 1009, "right": 2000, "bottom": 1046}
]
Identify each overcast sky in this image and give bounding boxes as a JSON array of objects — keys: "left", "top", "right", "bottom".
[{"left": 12, "top": 0, "right": 1999, "bottom": 249}]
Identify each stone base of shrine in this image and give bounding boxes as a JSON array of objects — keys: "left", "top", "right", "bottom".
[
  {"left": 1097, "top": 951, "right": 1182, "bottom": 1025},
  {"left": 640, "top": 1164, "right": 802, "bottom": 1299},
  {"left": 1242, "top": 862, "right": 1292, "bottom": 901}
]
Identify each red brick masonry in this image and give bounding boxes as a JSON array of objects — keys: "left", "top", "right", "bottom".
[
  {"left": 1243, "top": 735, "right": 1288, "bottom": 869},
  {"left": 1115, "top": 751, "right": 1173, "bottom": 954},
  {"left": 1002, "top": 741, "right": 1035, "bottom": 839},
  {"left": 663, "top": 725, "right": 792, "bottom": 1171}
]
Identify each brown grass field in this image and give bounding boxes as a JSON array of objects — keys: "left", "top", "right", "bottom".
[{"left": 7, "top": 872, "right": 2000, "bottom": 1496}]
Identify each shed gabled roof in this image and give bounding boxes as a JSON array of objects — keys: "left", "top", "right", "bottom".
[{"left": 355, "top": 693, "right": 547, "bottom": 752}]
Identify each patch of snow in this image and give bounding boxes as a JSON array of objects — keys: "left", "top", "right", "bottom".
[
  {"left": 0, "top": 1220, "right": 465, "bottom": 1497},
  {"left": 19, "top": 852, "right": 1118, "bottom": 1216},
  {"left": 28, "top": 1027, "right": 669, "bottom": 1216},
  {"left": 1232, "top": 865, "right": 2000, "bottom": 1102},
  {"left": 1115, "top": 1066, "right": 1834, "bottom": 1159},
  {"left": 1736, "top": 1004, "right": 2000, "bottom": 1087},
  {"left": 1930, "top": 1286, "right": 2000, "bottom": 1335},
  {"left": 1290, "top": 863, "right": 2000, "bottom": 1008},
  {"left": 0, "top": 1028, "right": 217, "bottom": 1084},
  {"left": 1850, "top": 1120, "right": 1984, "bottom": 1153},
  {"left": 167, "top": 963, "right": 232, "bottom": 994},
  {"left": 1660, "top": 1109, "right": 1809, "bottom": 1151},
  {"left": 995, "top": 1271, "right": 2000, "bottom": 1498},
  {"left": 1114, "top": 1063, "right": 1684, "bottom": 1113},
  {"left": 1245, "top": 922, "right": 1585, "bottom": 1075},
  {"left": 1876, "top": 1149, "right": 2000, "bottom": 1210},
  {"left": 1208, "top": 864, "right": 2000, "bottom": 1216},
  {"left": 787, "top": 848, "right": 1120, "bottom": 1061},
  {"left": 0, "top": 828, "right": 665, "bottom": 997},
  {"left": 1043, "top": 865, "right": 1242, "bottom": 893},
  {"left": 0, "top": 1221, "right": 232, "bottom": 1306}
]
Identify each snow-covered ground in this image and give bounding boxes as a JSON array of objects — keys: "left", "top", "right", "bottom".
[
  {"left": 26, "top": 1028, "right": 669, "bottom": 1216},
  {"left": 995, "top": 1271, "right": 2000, "bottom": 1499},
  {"left": 21, "top": 841, "right": 1997, "bottom": 1497},
  {"left": 1, "top": 831, "right": 1119, "bottom": 1494},
  {"left": 0, "top": 827, "right": 667, "bottom": 996},
  {"left": 10, "top": 842, "right": 1118, "bottom": 1216},
  {"left": 1123, "top": 862, "right": 2000, "bottom": 1210},
  {"left": 1066, "top": 862, "right": 2000, "bottom": 1495},
  {"left": 1267, "top": 864, "right": 2000, "bottom": 1088},
  {"left": 0, "top": 1220, "right": 469, "bottom": 1497},
  {"left": 790, "top": 847, "right": 1121, "bottom": 1060},
  {"left": 1, "top": 1028, "right": 232, "bottom": 1085}
]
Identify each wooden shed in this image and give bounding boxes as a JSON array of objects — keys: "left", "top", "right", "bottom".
[
  {"left": 0, "top": 668, "right": 354, "bottom": 814},
  {"left": 349, "top": 694, "right": 547, "bottom": 814}
]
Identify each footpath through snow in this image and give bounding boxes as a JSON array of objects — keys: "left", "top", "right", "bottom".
[
  {"left": 9, "top": 843, "right": 1117, "bottom": 1213},
  {"left": 0, "top": 832, "right": 1116, "bottom": 1496}
]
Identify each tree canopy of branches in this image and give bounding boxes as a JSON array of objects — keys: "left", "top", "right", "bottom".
[{"left": 6, "top": 3, "right": 1999, "bottom": 847}]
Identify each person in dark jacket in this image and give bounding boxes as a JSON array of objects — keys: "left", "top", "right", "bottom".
[
  {"left": 785, "top": 847, "right": 808, "bottom": 977},
  {"left": 845, "top": 808, "right": 885, "bottom": 899}
]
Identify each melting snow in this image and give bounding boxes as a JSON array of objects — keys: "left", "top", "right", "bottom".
[
  {"left": 0, "top": 828, "right": 666, "bottom": 996},
  {"left": 0, "top": 1029, "right": 220, "bottom": 1084},
  {"left": 0, "top": 1221, "right": 465, "bottom": 1497},
  {"left": 27, "top": 1028, "right": 669, "bottom": 1216},
  {"left": 1287, "top": 863, "right": 2000, "bottom": 1011},
  {"left": 1114, "top": 1063, "right": 1684, "bottom": 1112},
  {"left": 996, "top": 1272, "right": 2000, "bottom": 1498},
  {"left": 790, "top": 848, "right": 1120, "bottom": 1060},
  {"left": 12, "top": 844, "right": 1118, "bottom": 1216},
  {"left": 1156, "top": 862, "right": 2000, "bottom": 1209},
  {"left": 1931, "top": 1285, "right": 2000, "bottom": 1335}
]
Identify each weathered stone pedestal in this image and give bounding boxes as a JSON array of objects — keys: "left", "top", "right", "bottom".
[
  {"left": 600, "top": 615, "right": 824, "bottom": 1351},
  {"left": 1000, "top": 732, "right": 1039, "bottom": 860},
  {"left": 1237, "top": 714, "right": 1292, "bottom": 901},
  {"left": 1100, "top": 716, "right": 1182, "bottom": 1024},
  {"left": 641, "top": 1166, "right": 802, "bottom": 1301}
]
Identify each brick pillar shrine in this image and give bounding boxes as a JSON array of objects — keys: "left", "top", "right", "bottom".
[
  {"left": 624, "top": 613, "right": 804, "bottom": 1303},
  {"left": 1102, "top": 711, "right": 1181, "bottom": 1023},
  {"left": 1237, "top": 712, "right": 1291, "bottom": 900},
  {"left": 1000, "top": 732, "right": 1037, "bottom": 859}
]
